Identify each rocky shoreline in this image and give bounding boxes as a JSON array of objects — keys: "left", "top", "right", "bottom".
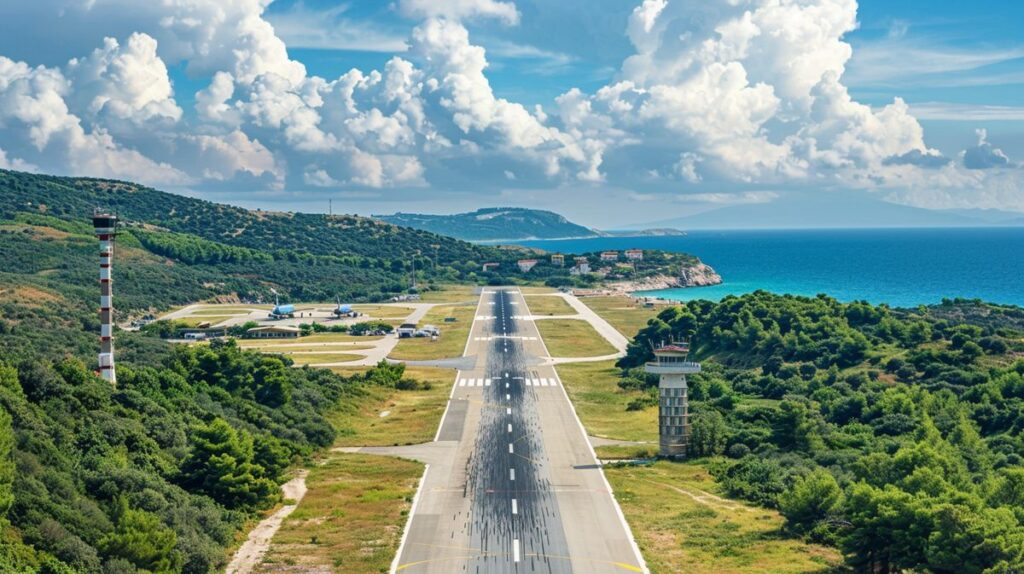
[{"left": 604, "top": 263, "right": 722, "bottom": 295}]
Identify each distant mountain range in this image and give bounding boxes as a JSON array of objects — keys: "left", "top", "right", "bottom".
[
  {"left": 375, "top": 208, "right": 685, "bottom": 241},
  {"left": 630, "top": 192, "right": 1024, "bottom": 230}
]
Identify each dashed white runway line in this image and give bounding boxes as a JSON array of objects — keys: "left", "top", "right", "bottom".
[
  {"left": 508, "top": 443, "right": 514, "bottom": 454},
  {"left": 513, "top": 539, "right": 520, "bottom": 563},
  {"left": 510, "top": 468, "right": 515, "bottom": 481},
  {"left": 511, "top": 498, "right": 518, "bottom": 514},
  {"left": 506, "top": 407, "right": 512, "bottom": 415}
]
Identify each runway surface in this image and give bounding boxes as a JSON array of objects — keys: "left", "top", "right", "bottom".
[{"left": 393, "top": 288, "right": 647, "bottom": 573}]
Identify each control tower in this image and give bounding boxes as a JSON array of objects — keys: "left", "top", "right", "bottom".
[
  {"left": 93, "top": 210, "right": 118, "bottom": 385},
  {"left": 645, "top": 343, "right": 701, "bottom": 458}
]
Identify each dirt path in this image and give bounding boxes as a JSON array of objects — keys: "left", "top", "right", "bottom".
[
  {"left": 225, "top": 470, "right": 309, "bottom": 574},
  {"left": 644, "top": 479, "right": 750, "bottom": 512}
]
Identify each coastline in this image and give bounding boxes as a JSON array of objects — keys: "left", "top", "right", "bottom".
[{"left": 600, "top": 263, "right": 723, "bottom": 297}]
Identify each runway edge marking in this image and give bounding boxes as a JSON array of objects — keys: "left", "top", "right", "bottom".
[
  {"left": 389, "top": 464, "right": 430, "bottom": 574},
  {"left": 515, "top": 287, "right": 652, "bottom": 574},
  {"left": 393, "top": 290, "right": 488, "bottom": 573}
]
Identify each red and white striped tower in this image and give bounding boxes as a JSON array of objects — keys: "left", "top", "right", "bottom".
[{"left": 92, "top": 210, "right": 118, "bottom": 385}]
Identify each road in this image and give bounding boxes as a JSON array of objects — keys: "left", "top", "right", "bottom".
[{"left": 392, "top": 288, "right": 647, "bottom": 573}]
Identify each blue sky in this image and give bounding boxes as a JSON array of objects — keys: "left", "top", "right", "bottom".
[{"left": 0, "top": 0, "right": 1021, "bottom": 227}]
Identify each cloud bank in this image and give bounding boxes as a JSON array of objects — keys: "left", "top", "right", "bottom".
[{"left": 0, "top": 0, "right": 1018, "bottom": 212}]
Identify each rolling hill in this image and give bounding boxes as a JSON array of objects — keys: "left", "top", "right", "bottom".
[{"left": 375, "top": 207, "right": 601, "bottom": 241}]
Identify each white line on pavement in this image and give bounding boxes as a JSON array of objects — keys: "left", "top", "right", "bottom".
[
  {"left": 512, "top": 498, "right": 518, "bottom": 514},
  {"left": 513, "top": 539, "right": 520, "bottom": 563}
]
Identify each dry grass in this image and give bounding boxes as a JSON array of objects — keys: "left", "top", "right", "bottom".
[
  {"left": 0, "top": 285, "right": 62, "bottom": 305},
  {"left": 517, "top": 285, "right": 559, "bottom": 294},
  {"left": 332, "top": 367, "right": 455, "bottom": 447},
  {"left": 246, "top": 344, "right": 374, "bottom": 353},
  {"left": 287, "top": 353, "right": 363, "bottom": 365},
  {"left": 522, "top": 294, "right": 576, "bottom": 316},
  {"left": 418, "top": 284, "right": 478, "bottom": 303},
  {"left": 351, "top": 304, "right": 415, "bottom": 319},
  {"left": 255, "top": 454, "right": 423, "bottom": 574},
  {"left": 256, "top": 367, "right": 453, "bottom": 571},
  {"left": 535, "top": 319, "right": 617, "bottom": 357},
  {"left": 556, "top": 360, "right": 657, "bottom": 442},
  {"left": 579, "top": 296, "right": 660, "bottom": 337},
  {"left": 606, "top": 461, "right": 842, "bottom": 574},
  {"left": 388, "top": 304, "right": 477, "bottom": 361},
  {"left": 175, "top": 316, "right": 238, "bottom": 327}
]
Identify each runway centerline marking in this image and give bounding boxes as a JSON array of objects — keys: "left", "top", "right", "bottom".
[{"left": 511, "top": 498, "right": 518, "bottom": 514}]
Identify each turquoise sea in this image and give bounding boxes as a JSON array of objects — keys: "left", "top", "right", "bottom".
[{"left": 518, "top": 228, "right": 1024, "bottom": 308}]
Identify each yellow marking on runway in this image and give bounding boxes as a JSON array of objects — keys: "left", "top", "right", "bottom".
[{"left": 396, "top": 541, "right": 644, "bottom": 572}]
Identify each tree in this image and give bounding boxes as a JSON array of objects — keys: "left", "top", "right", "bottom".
[
  {"left": 779, "top": 468, "right": 843, "bottom": 536},
  {"left": 0, "top": 408, "right": 13, "bottom": 517},
  {"left": 179, "top": 418, "right": 278, "bottom": 510},
  {"left": 689, "top": 409, "right": 728, "bottom": 457},
  {"left": 842, "top": 483, "right": 931, "bottom": 574},
  {"left": 99, "top": 498, "right": 181, "bottom": 574}
]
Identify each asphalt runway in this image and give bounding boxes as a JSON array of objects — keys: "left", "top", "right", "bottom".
[{"left": 394, "top": 288, "right": 647, "bottom": 574}]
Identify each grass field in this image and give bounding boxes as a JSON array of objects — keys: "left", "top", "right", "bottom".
[
  {"left": 418, "top": 284, "right": 478, "bottom": 303},
  {"left": 523, "top": 294, "right": 576, "bottom": 316},
  {"left": 240, "top": 333, "right": 385, "bottom": 347},
  {"left": 242, "top": 344, "right": 374, "bottom": 353},
  {"left": 556, "top": 360, "right": 657, "bottom": 442},
  {"left": 255, "top": 454, "right": 422, "bottom": 574},
  {"left": 388, "top": 304, "right": 477, "bottom": 361},
  {"left": 352, "top": 304, "right": 415, "bottom": 319},
  {"left": 606, "top": 461, "right": 842, "bottom": 574},
  {"left": 332, "top": 367, "right": 454, "bottom": 447},
  {"left": 535, "top": 319, "right": 618, "bottom": 357},
  {"left": 517, "top": 285, "right": 558, "bottom": 294},
  {"left": 579, "top": 296, "right": 661, "bottom": 337},
  {"left": 256, "top": 366, "right": 454, "bottom": 572},
  {"left": 175, "top": 316, "right": 238, "bottom": 327},
  {"left": 287, "top": 353, "right": 363, "bottom": 365}
]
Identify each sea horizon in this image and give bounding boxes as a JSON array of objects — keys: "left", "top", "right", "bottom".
[{"left": 518, "top": 227, "right": 1024, "bottom": 309}]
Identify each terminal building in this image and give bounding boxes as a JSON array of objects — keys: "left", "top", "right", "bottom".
[{"left": 645, "top": 343, "right": 701, "bottom": 458}]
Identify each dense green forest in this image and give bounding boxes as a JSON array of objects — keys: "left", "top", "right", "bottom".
[
  {"left": 619, "top": 293, "right": 1024, "bottom": 573},
  {"left": 0, "top": 338, "right": 421, "bottom": 573}
]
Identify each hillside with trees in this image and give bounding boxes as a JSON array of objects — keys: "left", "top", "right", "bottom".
[
  {"left": 618, "top": 292, "right": 1024, "bottom": 573},
  {"left": 0, "top": 169, "right": 711, "bottom": 298},
  {"left": 376, "top": 207, "right": 600, "bottom": 241}
]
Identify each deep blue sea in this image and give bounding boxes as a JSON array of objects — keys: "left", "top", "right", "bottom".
[{"left": 518, "top": 228, "right": 1024, "bottom": 308}]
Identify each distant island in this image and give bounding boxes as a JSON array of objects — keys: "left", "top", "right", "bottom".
[{"left": 375, "top": 207, "right": 685, "bottom": 242}]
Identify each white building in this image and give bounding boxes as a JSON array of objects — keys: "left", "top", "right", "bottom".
[{"left": 517, "top": 259, "right": 538, "bottom": 272}]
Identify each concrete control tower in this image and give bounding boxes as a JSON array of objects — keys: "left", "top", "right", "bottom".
[
  {"left": 645, "top": 343, "right": 701, "bottom": 458},
  {"left": 93, "top": 210, "right": 118, "bottom": 385}
]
